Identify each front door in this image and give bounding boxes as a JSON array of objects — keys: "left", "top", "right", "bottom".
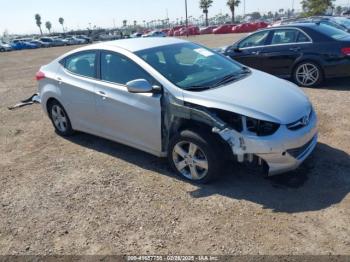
[
  {"left": 228, "top": 47, "right": 266, "bottom": 70},
  {"left": 227, "top": 30, "right": 271, "bottom": 71},
  {"left": 94, "top": 51, "right": 162, "bottom": 155}
]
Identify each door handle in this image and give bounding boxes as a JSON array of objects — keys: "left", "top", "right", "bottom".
[
  {"left": 57, "top": 77, "right": 62, "bottom": 85},
  {"left": 251, "top": 51, "right": 260, "bottom": 55},
  {"left": 289, "top": 47, "right": 301, "bottom": 52},
  {"left": 96, "top": 91, "right": 108, "bottom": 100}
]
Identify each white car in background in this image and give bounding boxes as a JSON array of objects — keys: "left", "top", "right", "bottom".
[
  {"left": 35, "top": 38, "right": 318, "bottom": 183},
  {"left": 0, "top": 41, "right": 12, "bottom": 52},
  {"left": 142, "top": 30, "right": 167, "bottom": 37}
]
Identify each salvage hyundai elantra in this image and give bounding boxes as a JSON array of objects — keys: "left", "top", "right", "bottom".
[{"left": 36, "top": 38, "right": 318, "bottom": 183}]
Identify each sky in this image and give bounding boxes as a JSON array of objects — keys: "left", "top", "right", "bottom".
[{"left": 0, "top": 0, "right": 349, "bottom": 34}]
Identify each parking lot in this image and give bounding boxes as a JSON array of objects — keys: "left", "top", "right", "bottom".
[{"left": 0, "top": 33, "right": 350, "bottom": 255}]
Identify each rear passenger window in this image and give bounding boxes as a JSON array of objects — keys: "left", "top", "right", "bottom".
[
  {"left": 101, "top": 52, "right": 154, "bottom": 85},
  {"left": 65, "top": 52, "right": 96, "bottom": 78},
  {"left": 297, "top": 32, "right": 311, "bottom": 43},
  {"left": 271, "top": 29, "right": 298, "bottom": 45}
]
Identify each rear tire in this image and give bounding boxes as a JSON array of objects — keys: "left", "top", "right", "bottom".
[
  {"left": 293, "top": 61, "right": 323, "bottom": 87},
  {"left": 168, "top": 129, "right": 223, "bottom": 184},
  {"left": 48, "top": 100, "right": 74, "bottom": 137}
]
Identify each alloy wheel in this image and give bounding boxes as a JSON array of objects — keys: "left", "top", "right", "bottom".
[
  {"left": 172, "top": 141, "right": 209, "bottom": 181},
  {"left": 51, "top": 105, "right": 68, "bottom": 132},
  {"left": 295, "top": 63, "right": 320, "bottom": 86}
]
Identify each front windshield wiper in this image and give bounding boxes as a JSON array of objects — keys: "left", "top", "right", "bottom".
[
  {"left": 185, "top": 67, "right": 251, "bottom": 91},
  {"left": 212, "top": 67, "right": 251, "bottom": 87},
  {"left": 184, "top": 85, "right": 212, "bottom": 91},
  {"left": 241, "top": 66, "right": 251, "bottom": 73},
  {"left": 212, "top": 73, "right": 241, "bottom": 87}
]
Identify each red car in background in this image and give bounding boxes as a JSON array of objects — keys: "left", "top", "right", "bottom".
[
  {"left": 232, "top": 22, "right": 269, "bottom": 33},
  {"left": 213, "top": 24, "right": 235, "bottom": 34},
  {"left": 200, "top": 26, "right": 217, "bottom": 34},
  {"left": 170, "top": 26, "right": 200, "bottom": 36},
  {"left": 168, "top": 21, "right": 269, "bottom": 36}
]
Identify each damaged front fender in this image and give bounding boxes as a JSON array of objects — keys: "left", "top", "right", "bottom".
[{"left": 163, "top": 91, "right": 318, "bottom": 176}]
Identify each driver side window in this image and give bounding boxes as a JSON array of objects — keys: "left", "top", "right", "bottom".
[
  {"left": 238, "top": 31, "right": 270, "bottom": 48},
  {"left": 101, "top": 52, "right": 155, "bottom": 85}
]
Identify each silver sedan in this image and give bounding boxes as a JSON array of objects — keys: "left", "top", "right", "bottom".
[{"left": 36, "top": 38, "right": 317, "bottom": 183}]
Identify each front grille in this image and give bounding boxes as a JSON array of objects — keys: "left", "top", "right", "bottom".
[
  {"left": 287, "top": 110, "right": 313, "bottom": 131},
  {"left": 287, "top": 137, "right": 315, "bottom": 159}
]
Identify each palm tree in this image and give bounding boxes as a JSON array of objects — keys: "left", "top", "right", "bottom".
[
  {"left": 59, "top": 17, "right": 64, "bottom": 32},
  {"left": 35, "top": 14, "right": 43, "bottom": 35},
  {"left": 227, "top": 0, "right": 241, "bottom": 23},
  {"left": 199, "top": 0, "right": 213, "bottom": 26},
  {"left": 45, "top": 21, "right": 52, "bottom": 34}
]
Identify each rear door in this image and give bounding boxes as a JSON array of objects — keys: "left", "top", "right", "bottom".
[
  {"left": 259, "top": 28, "right": 313, "bottom": 77},
  {"left": 56, "top": 51, "right": 99, "bottom": 132},
  {"left": 226, "top": 30, "right": 270, "bottom": 70}
]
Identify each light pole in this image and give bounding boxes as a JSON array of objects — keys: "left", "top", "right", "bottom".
[
  {"left": 185, "top": 0, "right": 189, "bottom": 37},
  {"left": 243, "top": 0, "right": 246, "bottom": 18}
]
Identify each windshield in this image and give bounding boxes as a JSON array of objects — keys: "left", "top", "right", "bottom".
[
  {"left": 314, "top": 23, "right": 349, "bottom": 39},
  {"left": 135, "top": 43, "right": 245, "bottom": 90}
]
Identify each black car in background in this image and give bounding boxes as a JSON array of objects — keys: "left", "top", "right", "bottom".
[
  {"left": 220, "top": 23, "right": 350, "bottom": 87},
  {"left": 279, "top": 16, "right": 350, "bottom": 33}
]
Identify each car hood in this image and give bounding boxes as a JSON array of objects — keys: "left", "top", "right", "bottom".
[{"left": 182, "top": 69, "right": 311, "bottom": 124}]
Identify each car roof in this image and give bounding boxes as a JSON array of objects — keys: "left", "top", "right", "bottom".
[
  {"left": 84, "top": 37, "right": 188, "bottom": 53},
  {"left": 271, "top": 22, "right": 327, "bottom": 29}
]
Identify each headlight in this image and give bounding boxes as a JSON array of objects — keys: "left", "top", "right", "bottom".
[
  {"left": 246, "top": 117, "right": 280, "bottom": 136},
  {"left": 211, "top": 109, "right": 279, "bottom": 136}
]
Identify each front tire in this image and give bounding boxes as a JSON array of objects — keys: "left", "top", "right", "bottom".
[
  {"left": 48, "top": 100, "right": 74, "bottom": 137},
  {"left": 293, "top": 61, "right": 323, "bottom": 87},
  {"left": 168, "top": 130, "right": 223, "bottom": 184}
]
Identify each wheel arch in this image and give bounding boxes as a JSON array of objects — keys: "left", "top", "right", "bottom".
[
  {"left": 46, "top": 97, "right": 61, "bottom": 116},
  {"left": 291, "top": 58, "right": 325, "bottom": 87},
  {"left": 292, "top": 57, "right": 324, "bottom": 77},
  {"left": 167, "top": 117, "right": 232, "bottom": 159}
]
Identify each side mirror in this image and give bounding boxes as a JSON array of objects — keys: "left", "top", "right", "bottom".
[
  {"left": 233, "top": 46, "right": 241, "bottom": 52},
  {"left": 126, "top": 79, "right": 154, "bottom": 93}
]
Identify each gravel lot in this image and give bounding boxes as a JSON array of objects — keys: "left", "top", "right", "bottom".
[{"left": 0, "top": 33, "right": 349, "bottom": 255}]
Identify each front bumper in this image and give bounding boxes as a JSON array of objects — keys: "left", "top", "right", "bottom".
[
  {"left": 257, "top": 133, "right": 317, "bottom": 175},
  {"left": 215, "top": 110, "right": 318, "bottom": 176}
]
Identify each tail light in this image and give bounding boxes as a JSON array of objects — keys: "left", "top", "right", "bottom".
[
  {"left": 35, "top": 71, "right": 45, "bottom": 81},
  {"left": 341, "top": 47, "right": 350, "bottom": 56}
]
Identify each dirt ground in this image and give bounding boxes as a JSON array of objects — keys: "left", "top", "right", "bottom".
[{"left": 0, "top": 33, "right": 349, "bottom": 255}]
